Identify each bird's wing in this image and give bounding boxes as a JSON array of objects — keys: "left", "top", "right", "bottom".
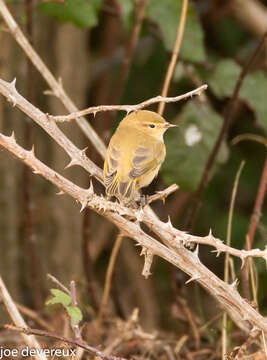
[
  {"left": 103, "top": 141, "right": 165, "bottom": 200},
  {"left": 103, "top": 143, "right": 120, "bottom": 188},
  {"left": 104, "top": 140, "right": 137, "bottom": 200},
  {"left": 129, "top": 143, "right": 165, "bottom": 180}
]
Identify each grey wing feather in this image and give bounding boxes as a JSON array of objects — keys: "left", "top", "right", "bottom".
[
  {"left": 128, "top": 146, "right": 157, "bottom": 179},
  {"left": 104, "top": 146, "right": 120, "bottom": 187}
]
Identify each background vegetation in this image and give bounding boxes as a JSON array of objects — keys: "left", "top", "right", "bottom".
[{"left": 0, "top": 0, "right": 267, "bottom": 359}]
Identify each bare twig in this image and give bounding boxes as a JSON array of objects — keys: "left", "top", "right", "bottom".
[
  {"left": 70, "top": 281, "right": 77, "bottom": 306},
  {"left": 51, "top": 85, "right": 208, "bottom": 122},
  {"left": 81, "top": 209, "right": 99, "bottom": 311},
  {"left": 145, "top": 184, "right": 179, "bottom": 205},
  {"left": 185, "top": 30, "right": 267, "bottom": 231},
  {"left": 98, "top": 233, "right": 123, "bottom": 325},
  {"left": 179, "top": 298, "right": 200, "bottom": 349},
  {"left": 1, "top": 80, "right": 267, "bottom": 334},
  {"left": 1, "top": 131, "right": 267, "bottom": 335},
  {"left": 14, "top": 302, "right": 54, "bottom": 332},
  {"left": 0, "top": 78, "right": 103, "bottom": 183},
  {"left": 47, "top": 274, "right": 71, "bottom": 295},
  {"left": 141, "top": 248, "right": 154, "bottom": 279},
  {"left": 158, "top": 0, "right": 188, "bottom": 115},
  {"left": 233, "top": 328, "right": 260, "bottom": 359},
  {"left": 262, "top": 331, "right": 267, "bottom": 358},
  {"left": 222, "top": 161, "right": 245, "bottom": 359},
  {"left": 231, "top": 0, "right": 267, "bottom": 38},
  {"left": 0, "top": 0, "right": 107, "bottom": 157},
  {"left": 113, "top": 0, "right": 148, "bottom": 105},
  {"left": 0, "top": 82, "right": 265, "bottom": 263},
  {"left": 70, "top": 280, "right": 82, "bottom": 340},
  {"left": 242, "top": 154, "right": 267, "bottom": 298},
  {"left": 5, "top": 324, "right": 125, "bottom": 360},
  {"left": 232, "top": 133, "right": 267, "bottom": 148},
  {"left": 0, "top": 276, "right": 47, "bottom": 360}
]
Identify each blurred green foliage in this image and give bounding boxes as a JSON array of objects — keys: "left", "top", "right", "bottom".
[
  {"left": 162, "top": 101, "right": 228, "bottom": 190},
  {"left": 208, "top": 59, "right": 267, "bottom": 129},
  {"left": 38, "top": 0, "right": 102, "bottom": 28},
  {"left": 147, "top": 0, "right": 205, "bottom": 62},
  {"left": 35, "top": 0, "right": 267, "bottom": 312}
]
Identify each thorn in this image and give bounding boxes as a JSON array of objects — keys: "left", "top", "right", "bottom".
[
  {"left": 230, "top": 278, "right": 239, "bottom": 288},
  {"left": 251, "top": 326, "right": 259, "bottom": 332},
  {"left": 10, "top": 78, "right": 16, "bottom": 89},
  {"left": 56, "top": 190, "right": 64, "bottom": 195},
  {"left": 8, "top": 93, "right": 17, "bottom": 107},
  {"left": 88, "top": 180, "right": 94, "bottom": 194},
  {"left": 211, "top": 248, "right": 221, "bottom": 257},
  {"left": 136, "top": 209, "right": 144, "bottom": 222},
  {"left": 216, "top": 249, "right": 221, "bottom": 257},
  {"left": 44, "top": 89, "right": 54, "bottom": 96},
  {"left": 193, "top": 244, "right": 199, "bottom": 257},
  {"left": 166, "top": 216, "right": 173, "bottom": 229},
  {"left": 65, "top": 159, "right": 78, "bottom": 169},
  {"left": 126, "top": 107, "right": 133, "bottom": 115},
  {"left": 45, "top": 113, "right": 52, "bottom": 121},
  {"left": 80, "top": 147, "right": 88, "bottom": 157},
  {"left": 10, "top": 131, "right": 15, "bottom": 140},
  {"left": 140, "top": 247, "right": 146, "bottom": 256},
  {"left": 147, "top": 222, "right": 153, "bottom": 231},
  {"left": 143, "top": 270, "right": 152, "bottom": 280},
  {"left": 30, "top": 145, "right": 35, "bottom": 156},
  {"left": 240, "top": 255, "right": 246, "bottom": 269},
  {"left": 32, "top": 170, "right": 41, "bottom": 175},
  {"left": 80, "top": 199, "right": 88, "bottom": 212},
  {"left": 208, "top": 228, "right": 213, "bottom": 240},
  {"left": 93, "top": 111, "right": 96, "bottom": 118},
  {"left": 185, "top": 274, "right": 201, "bottom": 284}
]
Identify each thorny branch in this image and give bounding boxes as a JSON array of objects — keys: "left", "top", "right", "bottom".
[
  {"left": 0, "top": 0, "right": 107, "bottom": 157},
  {"left": 51, "top": 85, "right": 208, "bottom": 123},
  {"left": 0, "top": 80, "right": 267, "bottom": 335}
]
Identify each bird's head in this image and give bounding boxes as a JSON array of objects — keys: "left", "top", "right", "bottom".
[{"left": 121, "top": 110, "right": 177, "bottom": 140}]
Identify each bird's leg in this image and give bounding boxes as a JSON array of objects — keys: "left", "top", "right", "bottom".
[
  {"left": 120, "top": 198, "right": 139, "bottom": 209},
  {"left": 140, "top": 194, "right": 148, "bottom": 208}
]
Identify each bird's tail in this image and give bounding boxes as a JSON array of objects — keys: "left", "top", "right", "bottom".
[{"left": 106, "top": 174, "right": 136, "bottom": 201}]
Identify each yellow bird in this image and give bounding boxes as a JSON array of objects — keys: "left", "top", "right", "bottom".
[{"left": 103, "top": 110, "right": 176, "bottom": 203}]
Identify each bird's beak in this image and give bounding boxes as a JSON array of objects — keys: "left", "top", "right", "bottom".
[{"left": 164, "top": 122, "right": 177, "bottom": 128}]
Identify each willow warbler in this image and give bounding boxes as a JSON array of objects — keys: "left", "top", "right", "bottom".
[{"left": 103, "top": 110, "right": 176, "bottom": 203}]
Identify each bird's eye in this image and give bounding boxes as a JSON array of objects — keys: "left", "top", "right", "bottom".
[{"left": 149, "top": 124, "right": 155, "bottom": 128}]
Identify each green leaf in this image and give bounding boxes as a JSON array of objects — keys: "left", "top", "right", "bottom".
[
  {"left": 208, "top": 59, "right": 267, "bottom": 130},
  {"left": 117, "top": 0, "right": 134, "bottom": 30},
  {"left": 66, "top": 305, "right": 83, "bottom": 325},
  {"left": 45, "top": 289, "right": 71, "bottom": 307},
  {"left": 162, "top": 101, "right": 228, "bottom": 191},
  {"left": 208, "top": 59, "right": 241, "bottom": 98},
  {"left": 38, "top": 0, "right": 102, "bottom": 28},
  {"left": 240, "top": 71, "right": 267, "bottom": 130},
  {"left": 147, "top": 0, "right": 205, "bottom": 62}
]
